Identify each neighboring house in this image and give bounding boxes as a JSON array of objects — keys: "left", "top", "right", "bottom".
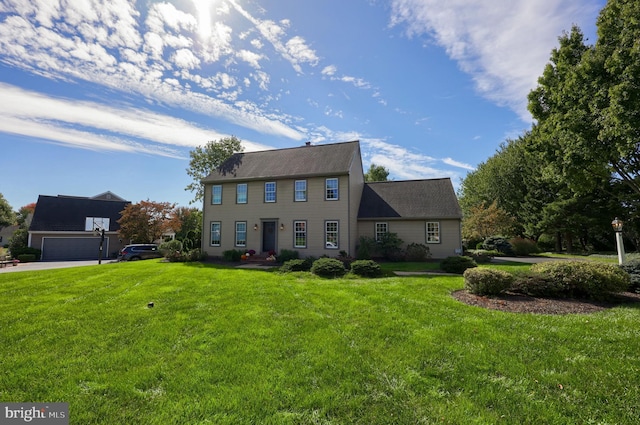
[
  {"left": 201, "top": 141, "right": 462, "bottom": 259},
  {"left": 29, "top": 192, "right": 130, "bottom": 261}
]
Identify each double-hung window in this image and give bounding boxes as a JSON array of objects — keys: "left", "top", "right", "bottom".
[
  {"left": 325, "top": 178, "right": 339, "bottom": 200},
  {"left": 265, "top": 182, "right": 276, "bottom": 203},
  {"left": 325, "top": 221, "right": 338, "bottom": 249},
  {"left": 375, "top": 222, "right": 388, "bottom": 241},
  {"left": 237, "top": 183, "right": 247, "bottom": 204},
  {"left": 426, "top": 222, "right": 440, "bottom": 243},
  {"left": 294, "top": 221, "right": 307, "bottom": 248},
  {"left": 211, "top": 185, "right": 222, "bottom": 205},
  {"left": 235, "top": 222, "right": 247, "bottom": 247},
  {"left": 294, "top": 180, "right": 307, "bottom": 202},
  {"left": 210, "top": 222, "right": 221, "bottom": 246}
]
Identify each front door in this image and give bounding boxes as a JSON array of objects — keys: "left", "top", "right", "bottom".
[{"left": 262, "top": 221, "right": 277, "bottom": 253}]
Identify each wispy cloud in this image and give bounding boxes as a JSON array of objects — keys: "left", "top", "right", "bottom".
[{"left": 389, "top": 0, "right": 601, "bottom": 121}]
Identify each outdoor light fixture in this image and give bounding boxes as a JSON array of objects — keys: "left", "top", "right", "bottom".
[
  {"left": 254, "top": 224, "right": 259, "bottom": 231},
  {"left": 611, "top": 217, "right": 625, "bottom": 264},
  {"left": 280, "top": 223, "right": 285, "bottom": 230}
]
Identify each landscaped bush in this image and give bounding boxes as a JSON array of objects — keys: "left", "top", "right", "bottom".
[
  {"left": 531, "top": 261, "right": 630, "bottom": 299},
  {"left": 17, "top": 254, "right": 36, "bottom": 263},
  {"left": 311, "top": 257, "right": 346, "bottom": 278},
  {"left": 356, "top": 236, "right": 377, "bottom": 260},
  {"left": 378, "top": 232, "right": 405, "bottom": 261},
  {"left": 620, "top": 259, "right": 640, "bottom": 293},
  {"left": 482, "top": 236, "right": 515, "bottom": 256},
  {"left": 9, "top": 246, "right": 41, "bottom": 261},
  {"left": 509, "top": 237, "right": 540, "bottom": 256},
  {"left": 280, "top": 259, "right": 311, "bottom": 272},
  {"left": 278, "top": 249, "right": 299, "bottom": 263},
  {"left": 440, "top": 256, "right": 477, "bottom": 274},
  {"left": 337, "top": 250, "right": 355, "bottom": 268},
  {"left": 463, "top": 268, "right": 513, "bottom": 295},
  {"left": 511, "top": 272, "right": 565, "bottom": 297},
  {"left": 405, "top": 243, "right": 431, "bottom": 262},
  {"left": 465, "top": 249, "right": 497, "bottom": 264},
  {"left": 160, "top": 239, "right": 183, "bottom": 256},
  {"left": 350, "top": 259, "right": 382, "bottom": 277},
  {"left": 222, "top": 249, "right": 243, "bottom": 262}
]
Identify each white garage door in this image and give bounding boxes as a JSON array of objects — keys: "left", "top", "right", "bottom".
[{"left": 42, "top": 237, "right": 109, "bottom": 261}]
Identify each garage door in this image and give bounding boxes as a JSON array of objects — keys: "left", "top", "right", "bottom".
[{"left": 42, "top": 237, "right": 109, "bottom": 261}]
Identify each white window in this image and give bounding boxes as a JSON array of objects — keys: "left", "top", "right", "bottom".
[
  {"left": 375, "top": 222, "right": 388, "bottom": 241},
  {"left": 295, "top": 180, "right": 307, "bottom": 202},
  {"left": 325, "top": 178, "right": 339, "bottom": 200},
  {"left": 265, "top": 182, "right": 276, "bottom": 203},
  {"left": 237, "top": 183, "right": 247, "bottom": 204},
  {"left": 235, "top": 222, "right": 247, "bottom": 247},
  {"left": 426, "top": 222, "right": 440, "bottom": 243},
  {"left": 325, "top": 221, "right": 338, "bottom": 249},
  {"left": 210, "top": 222, "right": 221, "bottom": 246},
  {"left": 211, "top": 185, "right": 222, "bottom": 205},
  {"left": 85, "top": 217, "right": 110, "bottom": 231},
  {"left": 294, "top": 221, "right": 307, "bottom": 248}
]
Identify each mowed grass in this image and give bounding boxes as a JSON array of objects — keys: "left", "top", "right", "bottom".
[{"left": 1, "top": 261, "right": 639, "bottom": 424}]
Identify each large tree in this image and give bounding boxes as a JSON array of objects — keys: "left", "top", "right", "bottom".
[
  {"left": 172, "top": 206, "right": 202, "bottom": 250},
  {"left": 118, "top": 200, "right": 180, "bottom": 244},
  {"left": 364, "top": 163, "right": 390, "bottom": 182},
  {"left": 0, "top": 193, "right": 15, "bottom": 229},
  {"left": 185, "top": 136, "right": 243, "bottom": 204}
]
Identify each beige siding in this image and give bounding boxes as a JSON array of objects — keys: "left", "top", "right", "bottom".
[{"left": 357, "top": 219, "right": 462, "bottom": 259}]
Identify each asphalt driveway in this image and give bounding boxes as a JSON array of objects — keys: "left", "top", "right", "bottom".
[{"left": 0, "top": 260, "right": 115, "bottom": 273}]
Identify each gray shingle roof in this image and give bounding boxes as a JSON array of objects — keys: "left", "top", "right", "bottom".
[
  {"left": 202, "top": 141, "right": 360, "bottom": 182},
  {"left": 29, "top": 195, "right": 130, "bottom": 232},
  {"left": 358, "top": 179, "right": 462, "bottom": 219}
]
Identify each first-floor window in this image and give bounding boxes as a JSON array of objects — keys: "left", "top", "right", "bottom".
[
  {"left": 325, "top": 220, "right": 338, "bottom": 249},
  {"left": 375, "top": 222, "right": 388, "bottom": 241},
  {"left": 294, "top": 221, "right": 307, "bottom": 248},
  {"left": 210, "top": 222, "right": 221, "bottom": 246},
  {"left": 235, "top": 221, "right": 247, "bottom": 247},
  {"left": 426, "top": 222, "right": 440, "bottom": 243}
]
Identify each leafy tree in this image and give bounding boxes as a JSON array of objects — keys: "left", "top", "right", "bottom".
[
  {"left": 185, "top": 136, "right": 243, "bottom": 204},
  {"left": 118, "top": 200, "right": 180, "bottom": 244},
  {"left": 462, "top": 201, "right": 518, "bottom": 241},
  {"left": 16, "top": 203, "right": 36, "bottom": 227},
  {"left": 364, "top": 163, "right": 390, "bottom": 182},
  {"left": 0, "top": 193, "right": 15, "bottom": 229},
  {"left": 172, "top": 207, "right": 202, "bottom": 250}
]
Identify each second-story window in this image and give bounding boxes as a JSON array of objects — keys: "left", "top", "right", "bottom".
[
  {"left": 326, "top": 178, "right": 339, "bottom": 200},
  {"left": 212, "top": 185, "right": 222, "bottom": 205},
  {"left": 237, "top": 183, "right": 247, "bottom": 204},
  {"left": 265, "top": 182, "right": 276, "bottom": 203},
  {"left": 295, "top": 180, "right": 307, "bottom": 202}
]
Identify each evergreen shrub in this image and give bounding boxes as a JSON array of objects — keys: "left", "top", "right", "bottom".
[
  {"left": 311, "top": 258, "right": 346, "bottom": 278},
  {"left": 440, "top": 256, "right": 477, "bottom": 274},
  {"left": 350, "top": 260, "right": 382, "bottom": 277},
  {"left": 463, "top": 268, "right": 513, "bottom": 295}
]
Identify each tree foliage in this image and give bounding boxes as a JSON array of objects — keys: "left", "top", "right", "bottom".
[
  {"left": 185, "top": 136, "right": 243, "bottom": 204},
  {"left": 364, "top": 163, "right": 390, "bottom": 182},
  {"left": 118, "top": 200, "right": 180, "bottom": 244},
  {"left": 462, "top": 201, "right": 517, "bottom": 241},
  {"left": 0, "top": 193, "right": 15, "bottom": 229},
  {"left": 172, "top": 207, "right": 202, "bottom": 250}
]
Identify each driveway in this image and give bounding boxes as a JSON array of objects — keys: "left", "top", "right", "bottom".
[
  {"left": 0, "top": 260, "right": 116, "bottom": 273},
  {"left": 491, "top": 256, "right": 573, "bottom": 264}
]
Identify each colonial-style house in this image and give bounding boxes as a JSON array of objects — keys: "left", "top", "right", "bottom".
[
  {"left": 201, "top": 141, "right": 462, "bottom": 259},
  {"left": 29, "top": 192, "right": 130, "bottom": 261}
]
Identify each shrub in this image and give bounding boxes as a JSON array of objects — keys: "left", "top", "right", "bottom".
[
  {"left": 356, "top": 236, "right": 377, "bottom": 260},
  {"left": 463, "top": 268, "right": 513, "bottom": 295},
  {"left": 405, "top": 243, "right": 431, "bottom": 262},
  {"left": 337, "top": 251, "right": 355, "bottom": 269},
  {"left": 17, "top": 254, "right": 36, "bottom": 263},
  {"left": 465, "top": 249, "right": 497, "bottom": 264},
  {"left": 482, "top": 236, "right": 515, "bottom": 256},
  {"left": 160, "top": 240, "right": 183, "bottom": 256},
  {"left": 280, "top": 259, "right": 311, "bottom": 272},
  {"left": 509, "top": 237, "right": 540, "bottom": 256},
  {"left": 350, "top": 260, "right": 382, "bottom": 277},
  {"left": 511, "top": 272, "right": 565, "bottom": 297},
  {"left": 222, "top": 249, "right": 243, "bottom": 262},
  {"left": 378, "top": 232, "right": 404, "bottom": 261},
  {"left": 278, "top": 249, "right": 299, "bottom": 263},
  {"left": 531, "top": 261, "right": 630, "bottom": 299},
  {"left": 620, "top": 259, "right": 640, "bottom": 293},
  {"left": 311, "top": 257, "right": 346, "bottom": 278},
  {"left": 440, "top": 256, "right": 477, "bottom": 274}
]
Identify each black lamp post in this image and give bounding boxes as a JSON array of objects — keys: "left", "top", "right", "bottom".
[
  {"left": 611, "top": 217, "right": 625, "bottom": 265},
  {"left": 95, "top": 228, "right": 105, "bottom": 265}
]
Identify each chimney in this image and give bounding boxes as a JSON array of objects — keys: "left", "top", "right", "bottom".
[{"left": 305, "top": 141, "right": 311, "bottom": 146}]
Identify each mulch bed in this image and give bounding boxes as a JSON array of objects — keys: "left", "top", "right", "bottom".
[{"left": 452, "top": 290, "right": 640, "bottom": 315}]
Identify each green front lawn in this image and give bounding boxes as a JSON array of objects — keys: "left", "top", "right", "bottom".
[{"left": 1, "top": 261, "right": 639, "bottom": 424}]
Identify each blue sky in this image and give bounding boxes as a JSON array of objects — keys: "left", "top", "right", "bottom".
[{"left": 0, "top": 0, "right": 605, "bottom": 210}]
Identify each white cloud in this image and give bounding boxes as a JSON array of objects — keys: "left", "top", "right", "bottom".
[{"left": 389, "top": 0, "right": 601, "bottom": 121}]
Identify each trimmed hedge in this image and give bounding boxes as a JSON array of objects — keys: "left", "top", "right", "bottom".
[
  {"left": 350, "top": 260, "right": 382, "bottom": 277},
  {"left": 620, "top": 259, "right": 640, "bottom": 293},
  {"left": 464, "top": 268, "right": 513, "bottom": 295},
  {"left": 280, "top": 259, "right": 311, "bottom": 272},
  {"left": 530, "top": 261, "right": 629, "bottom": 299},
  {"left": 440, "top": 256, "right": 477, "bottom": 274},
  {"left": 311, "top": 258, "right": 347, "bottom": 278}
]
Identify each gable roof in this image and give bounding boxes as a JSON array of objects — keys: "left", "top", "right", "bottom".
[
  {"left": 29, "top": 194, "right": 130, "bottom": 232},
  {"left": 202, "top": 141, "right": 361, "bottom": 182},
  {"left": 358, "top": 179, "right": 462, "bottom": 220}
]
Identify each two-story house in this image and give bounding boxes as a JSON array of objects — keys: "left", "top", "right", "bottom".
[{"left": 201, "top": 141, "right": 462, "bottom": 259}]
